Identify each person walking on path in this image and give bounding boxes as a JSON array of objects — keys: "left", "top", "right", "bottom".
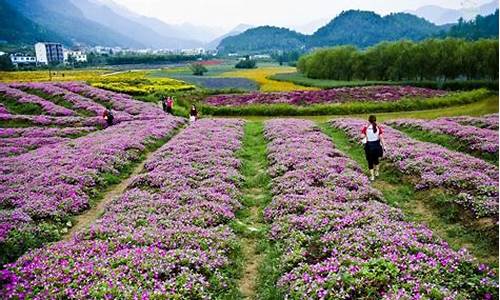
[
  {"left": 189, "top": 105, "right": 198, "bottom": 123},
  {"left": 361, "top": 115, "right": 385, "bottom": 181}
]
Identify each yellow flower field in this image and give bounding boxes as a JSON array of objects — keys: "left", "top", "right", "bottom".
[
  {"left": 0, "top": 70, "right": 107, "bottom": 82},
  {"left": 218, "top": 66, "right": 318, "bottom": 92},
  {"left": 91, "top": 70, "right": 194, "bottom": 95}
]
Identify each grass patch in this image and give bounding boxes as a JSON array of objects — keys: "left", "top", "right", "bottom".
[
  {"left": 271, "top": 72, "right": 390, "bottom": 89},
  {"left": 394, "top": 126, "right": 498, "bottom": 165},
  {"left": 202, "top": 89, "right": 492, "bottom": 116},
  {"left": 0, "top": 93, "right": 44, "bottom": 115},
  {"left": 232, "top": 122, "right": 276, "bottom": 299},
  {"left": 271, "top": 72, "right": 499, "bottom": 91},
  {"left": 320, "top": 123, "right": 499, "bottom": 268}
]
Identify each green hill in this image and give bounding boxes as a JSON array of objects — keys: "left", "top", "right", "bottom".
[{"left": 217, "top": 26, "right": 307, "bottom": 53}]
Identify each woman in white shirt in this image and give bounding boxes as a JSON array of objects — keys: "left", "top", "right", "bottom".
[{"left": 361, "top": 115, "right": 385, "bottom": 181}]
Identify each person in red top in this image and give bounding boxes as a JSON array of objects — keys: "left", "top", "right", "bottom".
[
  {"left": 361, "top": 115, "right": 385, "bottom": 181},
  {"left": 166, "top": 97, "right": 174, "bottom": 114}
]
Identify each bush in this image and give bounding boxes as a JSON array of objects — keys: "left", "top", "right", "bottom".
[
  {"left": 235, "top": 59, "right": 257, "bottom": 69},
  {"left": 189, "top": 63, "right": 208, "bottom": 76}
]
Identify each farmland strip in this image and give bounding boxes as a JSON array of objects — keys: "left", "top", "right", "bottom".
[
  {"left": 1, "top": 119, "right": 247, "bottom": 299},
  {"left": 0, "top": 84, "right": 75, "bottom": 116},
  {"left": 387, "top": 118, "right": 498, "bottom": 159},
  {"left": 236, "top": 122, "right": 272, "bottom": 299},
  {"left": 331, "top": 118, "right": 499, "bottom": 221},
  {"left": 445, "top": 113, "right": 499, "bottom": 130},
  {"left": 0, "top": 117, "right": 185, "bottom": 265},
  {"left": 262, "top": 119, "right": 497, "bottom": 299}
]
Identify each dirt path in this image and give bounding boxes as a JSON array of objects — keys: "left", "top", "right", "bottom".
[
  {"left": 63, "top": 150, "right": 155, "bottom": 240},
  {"left": 236, "top": 123, "right": 270, "bottom": 299}
]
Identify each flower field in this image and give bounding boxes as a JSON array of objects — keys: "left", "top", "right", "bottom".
[
  {"left": 387, "top": 117, "right": 499, "bottom": 154},
  {"left": 218, "top": 66, "right": 317, "bottom": 92},
  {"left": 0, "top": 83, "right": 75, "bottom": 116},
  {"left": 91, "top": 71, "right": 195, "bottom": 95},
  {"left": 0, "top": 118, "right": 184, "bottom": 264},
  {"left": 330, "top": 118, "right": 499, "bottom": 220},
  {"left": 263, "top": 119, "right": 497, "bottom": 299},
  {"left": 1, "top": 119, "right": 245, "bottom": 299},
  {"left": 444, "top": 113, "right": 499, "bottom": 130},
  {"left": 205, "top": 86, "right": 446, "bottom": 106}
]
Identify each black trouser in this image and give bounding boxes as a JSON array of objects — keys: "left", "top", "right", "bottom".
[
  {"left": 166, "top": 106, "right": 172, "bottom": 114},
  {"left": 364, "top": 140, "right": 382, "bottom": 169}
]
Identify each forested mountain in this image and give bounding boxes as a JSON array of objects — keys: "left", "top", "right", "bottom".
[
  {"left": 0, "top": 0, "right": 68, "bottom": 44},
  {"left": 4, "top": 0, "right": 142, "bottom": 47},
  {"left": 217, "top": 26, "right": 307, "bottom": 53},
  {"left": 447, "top": 9, "right": 499, "bottom": 39},
  {"left": 218, "top": 9, "right": 499, "bottom": 53},
  {"left": 218, "top": 10, "right": 445, "bottom": 53},
  {"left": 309, "top": 11, "right": 442, "bottom": 48}
]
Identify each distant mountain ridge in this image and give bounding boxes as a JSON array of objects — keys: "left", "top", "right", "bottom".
[
  {"left": 407, "top": 0, "right": 498, "bottom": 25},
  {"left": 218, "top": 10, "right": 448, "bottom": 53},
  {"left": 1, "top": 0, "right": 497, "bottom": 51}
]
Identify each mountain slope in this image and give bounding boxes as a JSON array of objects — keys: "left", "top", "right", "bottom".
[
  {"left": 219, "top": 10, "right": 444, "bottom": 52},
  {"left": 309, "top": 11, "right": 441, "bottom": 48},
  {"left": 0, "top": 0, "right": 68, "bottom": 44},
  {"left": 408, "top": 0, "right": 499, "bottom": 25},
  {"left": 6, "top": 0, "right": 142, "bottom": 47},
  {"left": 206, "top": 24, "right": 254, "bottom": 50},
  {"left": 71, "top": 0, "right": 201, "bottom": 49},
  {"left": 218, "top": 26, "right": 307, "bottom": 53},
  {"left": 97, "top": 0, "right": 220, "bottom": 44}
]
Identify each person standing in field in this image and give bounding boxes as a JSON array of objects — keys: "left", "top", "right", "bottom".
[
  {"left": 361, "top": 115, "right": 385, "bottom": 181},
  {"left": 189, "top": 105, "right": 198, "bottom": 122},
  {"left": 161, "top": 96, "right": 167, "bottom": 112},
  {"left": 166, "top": 97, "right": 174, "bottom": 114},
  {"left": 103, "top": 108, "right": 114, "bottom": 127}
]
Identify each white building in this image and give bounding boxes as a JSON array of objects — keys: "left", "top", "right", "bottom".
[
  {"left": 181, "top": 48, "right": 205, "bottom": 56},
  {"left": 9, "top": 53, "right": 36, "bottom": 66},
  {"left": 63, "top": 50, "right": 87, "bottom": 63},
  {"left": 35, "top": 42, "right": 64, "bottom": 65},
  {"left": 251, "top": 54, "right": 271, "bottom": 60}
]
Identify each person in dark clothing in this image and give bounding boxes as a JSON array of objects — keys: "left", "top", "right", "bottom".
[
  {"left": 189, "top": 105, "right": 198, "bottom": 122},
  {"left": 161, "top": 96, "right": 167, "bottom": 112},
  {"left": 103, "top": 108, "right": 114, "bottom": 126},
  {"left": 361, "top": 115, "right": 385, "bottom": 181}
]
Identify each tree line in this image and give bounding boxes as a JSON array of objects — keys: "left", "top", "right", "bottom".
[{"left": 297, "top": 38, "right": 499, "bottom": 81}]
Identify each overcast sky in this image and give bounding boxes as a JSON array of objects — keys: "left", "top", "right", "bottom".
[{"left": 111, "top": 0, "right": 488, "bottom": 30}]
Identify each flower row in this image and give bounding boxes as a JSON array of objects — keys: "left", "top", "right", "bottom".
[
  {"left": 444, "top": 113, "right": 499, "bottom": 130},
  {"left": 205, "top": 86, "right": 446, "bottom": 106},
  {"left": 56, "top": 81, "right": 164, "bottom": 117},
  {"left": 0, "top": 126, "right": 96, "bottom": 138},
  {"left": 386, "top": 117, "right": 499, "bottom": 153},
  {"left": 0, "top": 117, "right": 185, "bottom": 261},
  {"left": 0, "top": 83, "right": 75, "bottom": 116},
  {"left": 1, "top": 118, "right": 245, "bottom": 299},
  {"left": 0, "top": 127, "right": 96, "bottom": 158},
  {"left": 264, "top": 119, "right": 497, "bottom": 299},
  {"left": 330, "top": 118, "right": 499, "bottom": 220}
]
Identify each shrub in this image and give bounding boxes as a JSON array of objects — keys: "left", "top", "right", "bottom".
[
  {"left": 235, "top": 59, "right": 257, "bottom": 69},
  {"left": 189, "top": 63, "right": 208, "bottom": 76}
]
